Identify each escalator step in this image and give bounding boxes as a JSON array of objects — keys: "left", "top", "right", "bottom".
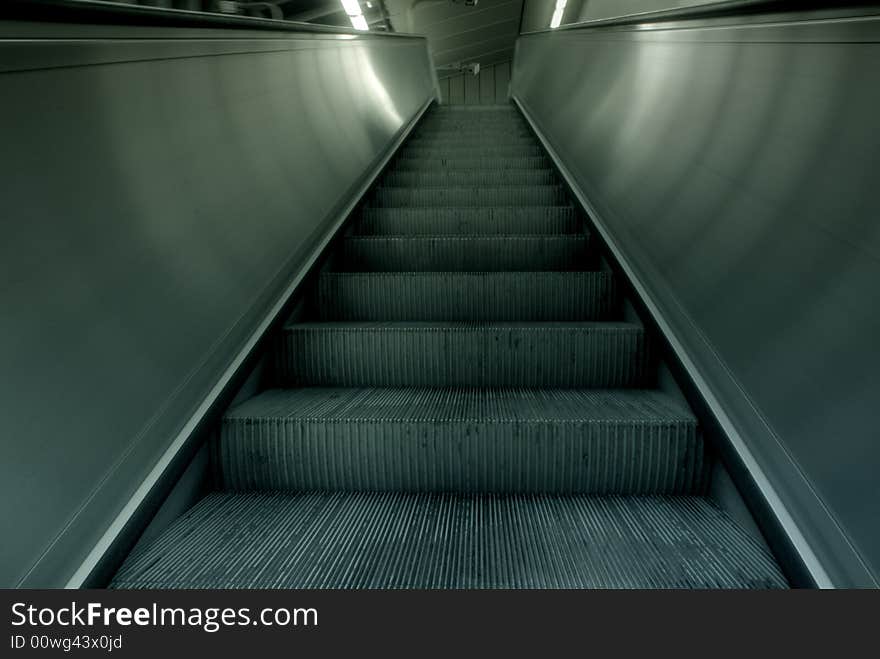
[
  {"left": 337, "top": 236, "right": 590, "bottom": 272},
  {"left": 413, "top": 129, "right": 533, "bottom": 138},
  {"left": 401, "top": 144, "right": 544, "bottom": 158},
  {"left": 112, "top": 106, "right": 788, "bottom": 591},
  {"left": 384, "top": 169, "right": 556, "bottom": 187},
  {"left": 110, "top": 491, "right": 786, "bottom": 589},
  {"left": 393, "top": 156, "right": 550, "bottom": 171},
  {"left": 215, "top": 388, "right": 706, "bottom": 494},
  {"left": 276, "top": 322, "right": 651, "bottom": 388},
  {"left": 316, "top": 271, "right": 616, "bottom": 321},
  {"left": 372, "top": 185, "right": 566, "bottom": 207},
  {"left": 357, "top": 206, "right": 579, "bottom": 235},
  {"left": 407, "top": 137, "right": 539, "bottom": 149}
]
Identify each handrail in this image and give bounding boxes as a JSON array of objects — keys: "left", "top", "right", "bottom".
[
  {"left": 520, "top": 0, "right": 880, "bottom": 36},
  {"left": 1, "top": 0, "right": 423, "bottom": 39}
]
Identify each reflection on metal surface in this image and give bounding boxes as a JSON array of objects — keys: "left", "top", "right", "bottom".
[
  {"left": 512, "top": 12, "right": 880, "bottom": 586},
  {"left": 0, "top": 21, "right": 434, "bottom": 587}
]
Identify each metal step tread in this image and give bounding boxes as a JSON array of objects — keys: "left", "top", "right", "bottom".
[
  {"left": 276, "top": 322, "right": 650, "bottom": 388},
  {"left": 226, "top": 387, "right": 694, "bottom": 423},
  {"left": 110, "top": 491, "right": 787, "bottom": 589},
  {"left": 402, "top": 145, "right": 543, "bottom": 153},
  {"left": 357, "top": 206, "right": 579, "bottom": 235},
  {"left": 216, "top": 388, "right": 704, "bottom": 494},
  {"left": 384, "top": 170, "right": 556, "bottom": 186},
  {"left": 337, "top": 235, "right": 590, "bottom": 272},
  {"left": 285, "top": 320, "right": 642, "bottom": 330},
  {"left": 407, "top": 137, "right": 538, "bottom": 146},
  {"left": 393, "top": 156, "right": 550, "bottom": 171},
  {"left": 371, "top": 185, "right": 566, "bottom": 207},
  {"left": 316, "top": 271, "right": 614, "bottom": 321}
]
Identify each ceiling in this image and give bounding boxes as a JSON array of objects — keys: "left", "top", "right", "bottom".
[{"left": 278, "top": 0, "right": 525, "bottom": 78}]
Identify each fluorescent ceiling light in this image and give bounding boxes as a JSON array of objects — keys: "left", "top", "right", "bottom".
[
  {"left": 550, "top": 0, "right": 566, "bottom": 29},
  {"left": 341, "top": 0, "right": 362, "bottom": 16},
  {"left": 341, "top": 0, "right": 369, "bottom": 31}
]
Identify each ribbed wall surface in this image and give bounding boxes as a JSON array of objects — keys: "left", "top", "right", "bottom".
[
  {"left": 111, "top": 492, "right": 786, "bottom": 589},
  {"left": 316, "top": 272, "right": 617, "bottom": 321},
  {"left": 338, "top": 236, "right": 590, "bottom": 272},
  {"left": 112, "top": 105, "right": 787, "bottom": 589},
  {"left": 276, "top": 322, "right": 650, "bottom": 388},
  {"left": 217, "top": 388, "right": 706, "bottom": 494}
]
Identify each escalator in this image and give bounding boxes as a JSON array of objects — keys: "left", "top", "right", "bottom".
[{"left": 110, "top": 105, "right": 787, "bottom": 589}]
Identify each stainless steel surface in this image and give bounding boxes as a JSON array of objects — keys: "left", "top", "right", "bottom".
[
  {"left": 512, "top": 12, "right": 880, "bottom": 586},
  {"left": 0, "top": 21, "right": 435, "bottom": 587},
  {"left": 3, "top": 0, "right": 411, "bottom": 36},
  {"left": 520, "top": 0, "right": 774, "bottom": 32}
]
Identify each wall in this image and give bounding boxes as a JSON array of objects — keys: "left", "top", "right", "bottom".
[
  {"left": 521, "top": 0, "right": 724, "bottom": 31},
  {"left": 512, "top": 12, "right": 880, "bottom": 586},
  {"left": 0, "top": 20, "right": 435, "bottom": 587},
  {"left": 439, "top": 61, "right": 511, "bottom": 105}
]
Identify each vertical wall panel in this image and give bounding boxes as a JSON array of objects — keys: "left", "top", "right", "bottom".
[
  {"left": 448, "top": 74, "right": 465, "bottom": 104},
  {"left": 439, "top": 77, "right": 450, "bottom": 104},
  {"left": 465, "top": 72, "right": 480, "bottom": 105},
  {"left": 512, "top": 16, "right": 880, "bottom": 586},
  {"left": 479, "top": 64, "right": 496, "bottom": 104},
  {"left": 0, "top": 25, "right": 435, "bottom": 588},
  {"left": 440, "top": 61, "right": 512, "bottom": 105},
  {"left": 495, "top": 61, "right": 510, "bottom": 102}
]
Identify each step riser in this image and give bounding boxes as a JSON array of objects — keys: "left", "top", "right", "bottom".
[
  {"left": 357, "top": 208, "right": 580, "bottom": 235},
  {"left": 276, "top": 327, "right": 651, "bottom": 387},
  {"left": 316, "top": 273, "right": 615, "bottom": 321},
  {"left": 413, "top": 131, "right": 533, "bottom": 139},
  {"left": 384, "top": 171, "right": 556, "bottom": 187},
  {"left": 216, "top": 419, "right": 705, "bottom": 494},
  {"left": 394, "top": 157, "right": 550, "bottom": 171},
  {"left": 337, "top": 237, "right": 589, "bottom": 272},
  {"left": 407, "top": 138, "right": 538, "bottom": 148},
  {"left": 402, "top": 146, "right": 544, "bottom": 157},
  {"left": 371, "top": 187, "right": 566, "bottom": 207}
]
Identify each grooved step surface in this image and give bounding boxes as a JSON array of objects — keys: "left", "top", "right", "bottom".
[
  {"left": 115, "top": 106, "right": 788, "bottom": 591},
  {"left": 393, "top": 156, "right": 550, "bottom": 171},
  {"left": 372, "top": 185, "right": 566, "bottom": 207},
  {"left": 276, "top": 322, "right": 651, "bottom": 388},
  {"left": 338, "top": 236, "right": 590, "bottom": 272},
  {"left": 357, "top": 207, "right": 579, "bottom": 235},
  {"left": 316, "top": 272, "right": 616, "bottom": 321},
  {"left": 407, "top": 137, "right": 539, "bottom": 149},
  {"left": 384, "top": 169, "right": 556, "bottom": 187},
  {"left": 413, "top": 129, "right": 533, "bottom": 139},
  {"left": 418, "top": 119, "right": 525, "bottom": 128},
  {"left": 216, "top": 388, "right": 706, "bottom": 494},
  {"left": 400, "top": 145, "right": 545, "bottom": 158},
  {"left": 110, "top": 492, "right": 787, "bottom": 589}
]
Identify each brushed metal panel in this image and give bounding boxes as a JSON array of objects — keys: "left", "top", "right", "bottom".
[
  {"left": 512, "top": 14, "right": 880, "bottom": 586},
  {"left": 0, "top": 22, "right": 434, "bottom": 587}
]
